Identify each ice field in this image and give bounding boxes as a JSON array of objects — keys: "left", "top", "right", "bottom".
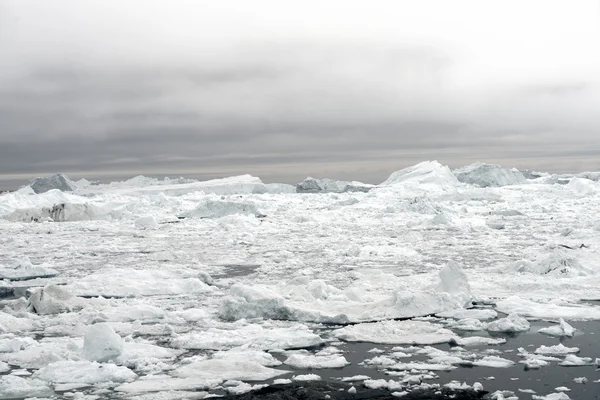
[{"left": 1, "top": 161, "right": 600, "bottom": 399}]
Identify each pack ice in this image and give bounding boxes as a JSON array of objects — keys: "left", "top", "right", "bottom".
[{"left": 1, "top": 161, "right": 600, "bottom": 398}]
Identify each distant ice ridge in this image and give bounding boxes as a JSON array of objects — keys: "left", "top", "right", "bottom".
[
  {"left": 220, "top": 261, "right": 473, "bottom": 324},
  {"left": 453, "top": 162, "right": 527, "bottom": 187},
  {"left": 296, "top": 177, "right": 373, "bottom": 193},
  {"left": 75, "top": 174, "right": 273, "bottom": 196}
]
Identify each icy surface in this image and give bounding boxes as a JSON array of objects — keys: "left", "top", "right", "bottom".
[{"left": 2, "top": 163, "right": 600, "bottom": 398}]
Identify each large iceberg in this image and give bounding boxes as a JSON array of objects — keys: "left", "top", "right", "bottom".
[
  {"left": 381, "top": 161, "right": 460, "bottom": 188},
  {"left": 30, "top": 173, "right": 75, "bottom": 194},
  {"left": 453, "top": 162, "right": 526, "bottom": 187}
]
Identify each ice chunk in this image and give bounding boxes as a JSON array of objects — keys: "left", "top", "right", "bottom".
[
  {"left": 0, "top": 375, "right": 53, "bottom": 399},
  {"left": 535, "top": 344, "right": 579, "bottom": 356},
  {"left": 212, "top": 348, "right": 281, "bottom": 367},
  {"left": 296, "top": 177, "right": 371, "bottom": 193},
  {"left": 115, "top": 376, "right": 221, "bottom": 393},
  {"left": 497, "top": 296, "right": 600, "bottom": 320},
  {"left": 566, "top": 177, "right": 597, "bottom": 196},
  {"left": 82, "top": 323, "right": 123, "bottom": 362},
  {"left": 171, "top": 323, "right": 323, "bottom": 351},
  {"left": 284, "top": 353, "right": 350, "bottom": 369},
  {"left": 30, "top": 173, "right": 75, "bottom": 194},
  {"left": 382, "top": 161, "right": 460, "bottom": 188},
  {"left": 135, "top": 216, "right": 158, "bottom": 229},
  {"left": 34, "top": 360, "right": 137, "bottom": 384},
  {"left": 0, "top": 258, "right": 58, "bottom": 281},
  {"left": 508, "top": 251, "right": 592, "bottom": 276},
  {"left": 452, "top": 336, "right": 506, "bottom": 346},
  {"left": 532, "top": 393, "right": 571, "bottom": 400},
  {"left": 66, "top": 268, "right": 212, "bottom": 298},
  {"left": 472, "top": 356, "right": 515, "bottom": 368},
  {"left": 436, "top": 261, "right": 472, "bottom": 305},
  {"left": 221, "top": 262, "right": 472, "bottom": 324},
  {"left": 28, "top": 284, "right": 85, "bottom": 315},
  {"left": 6, "top": 202, "right": 105, "bottom": 223},
  {"left": 517, "top": 348, "right": 558, "bottom": 369},
  {"left": 486, "top": 313, "right": 530, "bottom": 333},
  {"left": 559, "top": 354, "right": 593, "bottom": 366},
  {"left": 0, "top": 312, "right": 36, "bottom": 333},
  {"left": 437, "top": 308, "right": 497, "bottom": 320},
  {"left": 453, "top": 163, "right": 526, "bottom": 187},
  {"left": 174, "top": 359, "right": 290, "bottom": 381},
  {"left": 292, "top": 374, "right": 321, "bottom": 381},
  {"left": 184, "top": 199, "right": 264, "bottom": 219},
  {"left": 264, "top": 183, "right": 296, "bottom": 194},
  {"left": 333, "top": 320, "right": 456, "bottom": 345},
  {"left": 538, "top": 319, "right": 576, "bottom": 337}
]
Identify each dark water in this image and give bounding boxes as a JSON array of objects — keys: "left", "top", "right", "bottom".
[{"left": 262, "top": 320, "right": 600, "bottom": 399}]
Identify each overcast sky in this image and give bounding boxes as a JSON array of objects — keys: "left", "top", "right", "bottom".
[{"left": 1, "top": 0, "right": 599, "bottom": 188}]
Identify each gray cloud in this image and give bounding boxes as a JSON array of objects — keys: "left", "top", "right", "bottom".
[{"left": 1, "top": 0, "right": 600, "bottom": 189}]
